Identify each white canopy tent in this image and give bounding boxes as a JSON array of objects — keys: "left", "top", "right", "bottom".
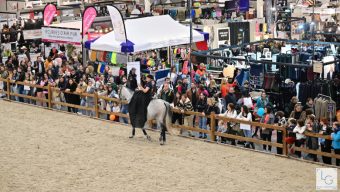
[{"left": 89, "top": 15, "right": 206, "bottom": 53}]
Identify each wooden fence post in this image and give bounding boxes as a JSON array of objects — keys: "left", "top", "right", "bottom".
[
  {"left": 94, "top": 93, "right": 99, "bottom": 118},
  {"left": 282, "top": 127, "right": 288, "bottom": 157},
  {"left": 6, "top": 78, "right": 10, "bottom": 100},
  {"left": 47, "top": 84, "right": 52, "bottom": 109},
  {"left": 210, "top": 112, "right": 216, "bottom": 142}
]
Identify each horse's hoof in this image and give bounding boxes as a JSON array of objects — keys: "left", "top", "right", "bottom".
[
  {"left": 146, "top": 135, "right": 151, "bottom": 141},
  {"left": 129, "top": 135, "right": 134, "bottom": 139},
  {"left": 160, "top": 141, "right": 165, "bottom": 145}
]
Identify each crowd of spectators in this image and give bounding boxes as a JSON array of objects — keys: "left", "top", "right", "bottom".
[{"left": 0, "top": 47, "right": 340, "bottom": 166}]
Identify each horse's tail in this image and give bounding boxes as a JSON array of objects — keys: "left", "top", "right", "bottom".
[{"left": 163, "top": 102, "right": 173, "bottom": 135}]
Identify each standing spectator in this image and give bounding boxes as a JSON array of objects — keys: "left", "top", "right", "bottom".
[
  {"left": 33, "top": 56, "right": 45, "bottom": 77},
  {"left": 157, "top": 78, "right": 173, "bottom": 95},
  {"left": 36, "top": 75, "right": 48, "bottom": 106},
  {"left": 293, "top": 119, "right": 306, "bottom": 158},
  {"left": 303, "top": 97, "right": 314, "bottom": 113},
  {"left": 119, "top": 76, "right": 129, "bottom": 124},
  {"left": 203, "top": 97, "right": 220, "bottom": 140},
  {"left": 237, "top": 105, "right": 254, "bottom": 148},
  {"left": 256, "top": 91, "right": 270, "bottom": 109},
  {"left": 15, "top": 66, "right": 25, "bottom": 102},
  {"left": 21, "top": 46, "right": 30, "bottom": 61},
  {"left": 186, "top": 82, "right": 199, "bottom": 111},
  {"left": 218, "top": 103, "right": 237, "bottom": 144},
  {"left": 196, "top": 93, "right": 207, "bottom": 138},
  {"left": 172, "top": 92, "right": 183, "bottom": 125},
  {"left": 44, "top": 56, "right": 53, "bottom": 70},
  {"left": 319, "top": 117, "right": 333, "bottom": 164},
  {"left": 305, "top": 115, "right": 319, "bottom": 162},
  {"left": 167, "top": 66, "right": 177, "bottom": 86},
  {"left": 275, "top": 111, "right": 287, "bottom": 154},
  {"left": 225, "top": 87, "right": 237, "bottom": 107},
  {"left": 65, "top": 78, "right": 79, "bottom": 113},
  {"left": 177, "top": 93, "right": 194, "bottom": 136},
  {"left": 127, "top": 68, "right": 138, "bottom": 90},
  {"left": 207, "top": 79, "right": 218, "bottom": 98},
  {"left": 261, "top": 106, "right": 275, "bottom": 151},
  {"left": 285, "top": 96, "right": 299, "bottom": 116},
  {"left": 159, "top": 82, "right": 174, "bottom": 103},
  {"left": 220, "top": 78, "right": 228, "bottom": 112},
  {"left": 290, "top": 103, "right": 306, "bottom": 122},
  {"left": 331, "top": 122, "right": 340, "bottom": 166}
]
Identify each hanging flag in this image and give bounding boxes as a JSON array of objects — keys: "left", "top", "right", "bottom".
[
  {"left": 111, "top": 52, "right": 117, "bottom": 64},
  {"left": 43, "top": 4, "right": 57, "bottom": 26},
  {"left": 107, "top": 6, "right": 127, "bottom": 42},
  {"left": 303, "top": 0, "right": 315, "bottom": 6},
  {"left": 82, "top": 6, "right": 97, "bottom": 36},
  {"left": 97, "top": 62, "right": 106, "bottom": 74}
]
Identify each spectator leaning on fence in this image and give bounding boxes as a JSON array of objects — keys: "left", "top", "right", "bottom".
[
  {"left": 196, "top": 92, "right": 207, "bottom": 138},
  {"left": 275, "top": 111, "right": 286, "bottom": 154},
  {"left": 237, "top": 105, "right": 253, "bottom": 149},
  {"left": 305, "top": 115, "right": 319, "bottom": 162},
  {"left": 203, "top": 97, "right": 220, "bottom": 140},
  {"left": 260, "top": 106, "right": 275, "bottom": 152},
  {"left": 331, "top": 122, "right": 340, "bottom": 166},
  {"left": 319, "top": 117, "right": 333, "bottom": 165},
  {"left": 293, "top": 119, "right": 306, "bottom": 158},
  {"left": 218, "top": 103, "right": 237, "bottom": 144},
  {"left": 177, "top": 93, "right": 194, "bottom": 136}
]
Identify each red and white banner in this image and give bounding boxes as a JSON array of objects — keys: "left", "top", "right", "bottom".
[
  {"left": 43, "top": 4, "right": 57, "bottom": 26},
  {"left": 82, "top": 7, "right": 97, "bottom": 35}
]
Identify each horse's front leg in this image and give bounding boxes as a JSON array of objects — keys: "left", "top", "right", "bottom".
[
  {"left": 142, "top": 128, "right": 151, "bottom": 141},
  {"left": 129, "top": 127, "right": 135, "bottom": 138}
]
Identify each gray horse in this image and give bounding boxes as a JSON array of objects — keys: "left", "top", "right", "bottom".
[{"left": 119, "top": 85, "right": 172, "bottom": 145}]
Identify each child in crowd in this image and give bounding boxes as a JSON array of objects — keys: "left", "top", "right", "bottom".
[{"left": 293, "top": 119, "right": 306, "bottom": 158}]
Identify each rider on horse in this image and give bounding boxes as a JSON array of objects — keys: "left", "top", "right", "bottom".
[{"left": 128, "top": 74, "right": 154, "bottom": 138}]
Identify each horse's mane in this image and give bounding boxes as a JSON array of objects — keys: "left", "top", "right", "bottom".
[{"left": 122, "top": 86, "right": 134, "bottom": 94}]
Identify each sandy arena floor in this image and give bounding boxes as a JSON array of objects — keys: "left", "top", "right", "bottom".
[{"left": 0, "top": 100, "right": 338, "bottom": 192}]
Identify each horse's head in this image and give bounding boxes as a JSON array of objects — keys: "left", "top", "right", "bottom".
[{"left": 118, "top": 85, "right": 133, "bottom": 102}]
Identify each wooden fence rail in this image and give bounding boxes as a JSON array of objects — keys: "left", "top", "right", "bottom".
[{"left": 1, "top": 78, "right": 339, "bottom": 163}]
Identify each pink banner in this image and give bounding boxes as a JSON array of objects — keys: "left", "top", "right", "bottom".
[
  {"left": 83, "top": 7, "right": 97, "bottom": 35},
  {"left": 43, "top": 4, "right": 56, "bottom": 26}
]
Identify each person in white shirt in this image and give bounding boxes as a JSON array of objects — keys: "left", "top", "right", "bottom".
[
  {"left": 293, "top": 119, "right": 306, "bottom": 158},
  {"left": 218, "top": 103, "right": 237, "bottom": 144},
  {"left": 237, "top": 105, "right": 253, "bottom": 148}
]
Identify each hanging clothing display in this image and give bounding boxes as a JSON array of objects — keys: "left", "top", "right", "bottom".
[
  {"left": 314, "top": 96, "right": 336, "bottom": 120},
  {"left": 323, "top": 64, "right": 335, "bottom": 79}
]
